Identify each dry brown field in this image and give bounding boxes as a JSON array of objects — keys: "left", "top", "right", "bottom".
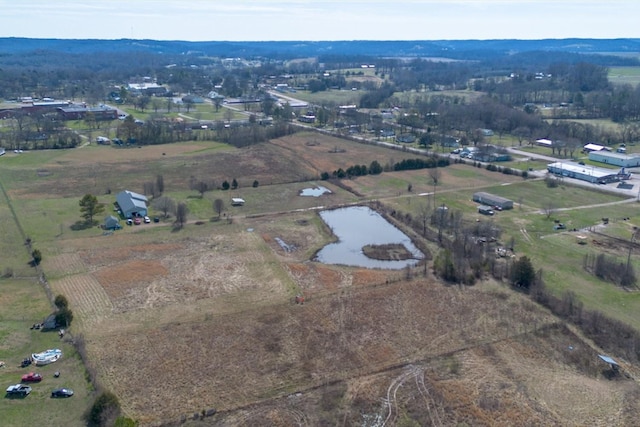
[{"left": 29, "top": 133, "right": 640, "bottom": 425}]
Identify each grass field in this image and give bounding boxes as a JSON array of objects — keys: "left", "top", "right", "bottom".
[
  {"left": 609, "top": 66, "right": 640, "bottom": 86},
  {"left": 0, "top": 279, "right": 91, "bottom": 427},
  {"left": 3, "top": 129, "right": 640, "bottom": 425}
]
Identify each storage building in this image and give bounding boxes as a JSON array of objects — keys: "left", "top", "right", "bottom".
[
  {"left": 472, "top": 192, "right": 513, "bottom": 210},
  {"left": 588, "top": 151, "right": 640, "bottom": 168},
  {"left": 547, "top": 162, "right": 622, "bottom": 184}
]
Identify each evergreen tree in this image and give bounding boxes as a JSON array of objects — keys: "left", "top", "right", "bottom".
[{"left": 79, "top": 194, "right": 105, "bottom": 225}]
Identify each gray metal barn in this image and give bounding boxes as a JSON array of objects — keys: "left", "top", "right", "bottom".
[{"left": 472, "top": 192, "right": 513, "bottom": 210}]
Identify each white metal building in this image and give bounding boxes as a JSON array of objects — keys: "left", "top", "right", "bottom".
[
  {"left": 588, "top": 151, "right": 640, "bottom": 168},
  {"left": 547, "top": 162, "right": 622, "bottom": 184}
]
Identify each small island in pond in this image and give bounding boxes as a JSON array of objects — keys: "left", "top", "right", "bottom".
[{"left": 362, "top": 243, "right": 415, "bottom": 261}]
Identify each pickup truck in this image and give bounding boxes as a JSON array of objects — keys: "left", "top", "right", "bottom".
[{"left": 6, "top": 384, "right": 32, "bottom": 396}]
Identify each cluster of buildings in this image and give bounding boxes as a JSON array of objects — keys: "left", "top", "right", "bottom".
[
  {"left": 0, "top": 98, "right": 118, "bottom": 121},
  {"left": 544, "top": 141, "right": 640, "bottom": 185}
]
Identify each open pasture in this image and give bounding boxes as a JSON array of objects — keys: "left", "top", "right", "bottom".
[{"left": 609, "top": 66, "right": 640, "bottom": 86}]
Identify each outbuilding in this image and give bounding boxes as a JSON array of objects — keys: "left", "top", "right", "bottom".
[
  {"left": 472, "top": 192, "right": 513, "bottom": 210},
  {"left": 231, "top": 198, "right": 245, "bottom": 206},
  {"left": 103, "top": 215, "right": 121, "bottom": 230},
  {"left": 583, "top": 143, "right": 607, "bottom": 153}
]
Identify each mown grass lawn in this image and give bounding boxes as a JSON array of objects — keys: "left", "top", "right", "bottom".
[{"left": 0, "top": 279, "right": 91, "bottom": 427}]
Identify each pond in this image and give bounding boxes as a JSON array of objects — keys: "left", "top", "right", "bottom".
[
  {"left": 300, "top": 185, "right": 332, "bottom": 197},
  {"left": 314, "top": 206, "right": 424, "bottom": 269}
]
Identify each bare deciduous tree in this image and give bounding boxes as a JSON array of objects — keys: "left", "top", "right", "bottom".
[
  {"left": 418, "top": 201, "right": 431, "bottom": 237},
  {"left": 428, "top": 167, "right": 441, "bottom": 209},
  {"left": 542, "top": 202, "right": 557, "bottom": 219},
  {"left": 156, "top": 174, "right": 164, "bottom": 195},
  {"left": 152, "top": 196, "right": 176, "bottom": 218},
  {"left": 175, "top": 202, "right": 188, "bottom": 228},
  {"left": 143, "top": 181, "right": 157, "bottom": 198},
  {"left": 213, "top": 198, "right": 224, "bottom": 218}
]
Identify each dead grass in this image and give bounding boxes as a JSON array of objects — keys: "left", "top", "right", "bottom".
[
  {"left": 44, "top": 208, "right": 640, "bottom": 426},
  {"left": 19, "top": 134, "right": 640, "bottom": 426}
]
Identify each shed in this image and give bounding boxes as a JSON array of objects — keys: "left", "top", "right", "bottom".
[
  {"left": 472, "top": 192, "right": 513, "bottom": 210},
  {"left": 231, "top": 198, "right": 245, "bottom": 206},
  {"left": 42, "top": 314, "right": 58, "bottom": 330},
  {"left": 103, "top": 215, "right": 121, "bottom": 230}
]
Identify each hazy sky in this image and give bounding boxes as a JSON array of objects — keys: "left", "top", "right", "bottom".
[{"left": 0, "top": 0, "right": 638, "bottom": 41}]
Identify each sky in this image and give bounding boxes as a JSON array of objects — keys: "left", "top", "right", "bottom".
[{"left": 0, "top": 0, "right": 638, "bottom": 42}]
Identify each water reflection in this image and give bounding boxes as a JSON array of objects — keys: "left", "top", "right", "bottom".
[{"left": 315, "top": 206, "right": 423, "bottom": 269}]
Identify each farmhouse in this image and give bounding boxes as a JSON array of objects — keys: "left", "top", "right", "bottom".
[
  {"left": 588, "top": 150, "right": 640, "bottom": 168},
  {"left": 116, "top": 190, "right": 148, "bottom": 218},
  {"left": 472, "top": 192, "right": 513, "bottom": 210},
  {"left": 547, "top": 162, "right": 624, "bottom": 184}
]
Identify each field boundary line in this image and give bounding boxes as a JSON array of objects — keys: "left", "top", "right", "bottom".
[{"left": 0, "top": 170, "right": 55, "bottom": 304}]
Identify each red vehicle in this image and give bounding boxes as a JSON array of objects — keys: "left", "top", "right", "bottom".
[
  {"left": 21, "top": 372, "right": 42, "bottom": 382},
  {"left": 134, "top": 217, "right": 141, "bottom": 225}
]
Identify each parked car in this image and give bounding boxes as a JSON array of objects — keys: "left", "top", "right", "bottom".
[
  {"left": 153, "top": 216, "right": 160, "bottom": 223},
  {"left": 126, "top": 219, "right": 133, "bottom": 226},
  {"left": 144, "top": 216, "right": 151, "bottom": 223},
  {"left": 6, "top": 384, "right": 31, "bottom": 396},
  {"left": 21, "top": 372, "right": 42, "bottom": 382},
  {"left": 134, "top": 217, "right": 141, "bottom": 225},
  {"left": 20, "top": 358, "right": 32, "bottom": 368},
  {"left": 51, "top": 388, "right": 74, "bottom": 398}
]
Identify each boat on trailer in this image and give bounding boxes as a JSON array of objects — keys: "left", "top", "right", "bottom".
[{"left": 31, "top": 348, "right": 62, "bottom": 365}]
